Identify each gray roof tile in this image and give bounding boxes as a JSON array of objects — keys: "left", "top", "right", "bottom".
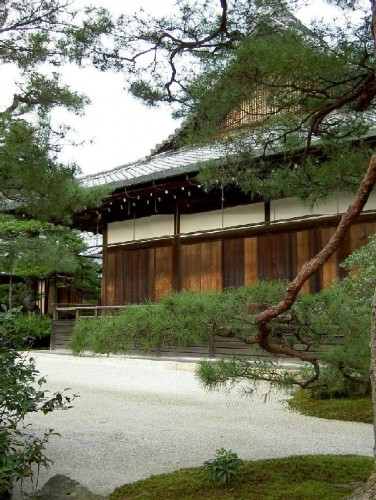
[
  {"left": 80, "top": 143, "right": 225, "bottom": 189},
  {"left": 79, "top": 123, "right": 376, "bottom": 190}
]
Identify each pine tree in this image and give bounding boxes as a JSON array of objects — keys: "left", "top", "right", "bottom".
[{"left": 118, "top": 2, "right": 376, "bottom": 490}]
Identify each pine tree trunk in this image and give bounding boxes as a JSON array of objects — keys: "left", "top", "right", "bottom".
[
  {"left": 22, "top": 276, "right": 39, "bottom": 313},
  {"left": 346, "top": 287, "right": 376, "bottom": 499},
  {"left": 372, "top": 286, "right": 376, "bottom": 463}
]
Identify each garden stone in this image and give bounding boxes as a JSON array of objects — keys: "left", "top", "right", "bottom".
[{"left": 33, "top": 474, "right": 108, "bottom": 499}]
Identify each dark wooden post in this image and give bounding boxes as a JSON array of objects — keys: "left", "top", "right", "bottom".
[{"left": 52, "top": 303, "right": 58, "bottom": 321}]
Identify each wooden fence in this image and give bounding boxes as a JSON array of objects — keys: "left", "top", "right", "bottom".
[{"left": 50, "top": 303, "right": 343, "bottom": 360}]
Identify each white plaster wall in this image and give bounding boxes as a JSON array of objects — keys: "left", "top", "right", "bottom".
[
  {"left": 107, "top": 215, "right": 174, "bottom": 244},
  {"left": 107, "top": 220, "right": 135, "bottom": 244},
  {"left": 180, "top": 203, "right": 264, "bottom": 234},
  {"left": 271, "top": 198, "right": 314, "bottom": 221},
  {"left": 135, "top": 214, "right": 174, "bottom": 240},
  {"left": 271, "top": 190, "right": 376, "bottom": 221},
  {"left": 107, "top": 191, "right": 376, "bottom": 243},
  {"left": 223, "top": 203, "right": 264, "bottom": 227},
  {"left": 180, "top": 210, "right": 222, "bottom": 233},
  {"left": 364, "top": 189, "right": 376, "bottom": 211}
]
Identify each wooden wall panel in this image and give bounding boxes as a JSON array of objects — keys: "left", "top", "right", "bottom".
[
  {"left": 269, "top": 234, "right": 279, "bottom": 279},
  {"left": 350, "top": 223, "right": 368, "bottom": 253},
  {"left": 105, "top": 250, "right": 116, "bottom": 305},
  {"left": 321, "top": 227, "right": 337, "bottom": 288},
  {"left": 337, "top": 229, "right": 351, "bottom": 279},
  {"left": 257, "top": 233, "right": 296, "bottom": 281},
  {"left": 148, "top": 248, "right": 156, "bottom": 302},
  {"left": 180, "top": 244, "right": 191, "bottom": 291},
  {"left": 114, "top": 250, "right": 124, "bottom": 305},
  {"left": 244, "top": 237, "right": 258, "bottom": 284},
  {"left": 276, "top": 233, "right": 297, "bottom": 280},
  {"left": 102, "top": 216, "right": 376, "bottom": 305},
  {"left": 101, "top": 225, "right": 108, "bottom": 306},
  {"left": 223, "top": 238, "right": 245, "bottom": 288},
  {"left": 366, "top": 221, "right": 376, "bottom": 239},
  {"left": 181, "top": 243, "right": 201, "bottom": 291},
  {"left": 123, "top": 249, "right": 150, "bottom": 304},
  {"left": 200, "top": 242, "right": 212, "bottom": 291},
  {"left": 201, "top": 240, "right": 222, "bottom": 291},
  {"left": 296, "top": 231, "right": 310, "bottom": 294},
  {"left": 155, "top": 246, "right": 173, "bottom": 300},
  {"left": 181, "top": 241, "right": 222, "bottom": 292},
  {"left": 308, "top": 229, "right": 321, "bottom": 293},
  {"left": 123, "top": 249, "right": 133, "bottom": 304},
  {"left": 56, "top": 287, "right": 82, "bottom": 304},
  {"left": 135, "top": 248, "right": 150, "bottom": 303},
  {"left": 257, "top": 235, "right": 272, "bottom": 280}
]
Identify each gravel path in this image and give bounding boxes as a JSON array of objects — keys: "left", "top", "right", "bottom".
[{"left": 13, "top": 351, "right": 373, "bottom": 498}]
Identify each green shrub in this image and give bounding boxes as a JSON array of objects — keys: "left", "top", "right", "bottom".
[
  {"left": 292, "top": 284, "right": 371, "bottom": 399},
  {"left": 289, "top": 389, "right": 373, "bottom": 422},
  {"left": 203, "top": 448, "right": 244, "bottom": 487},
  {"left": 14, "top": 313, "right": 51, "bottom": 347},
  {"left": 69, "top": 284, "right": 288, "bottom": 356},
  {"left": 0, "top": 306, "right": 50, "bottom": 349},
  {"left": 0, "top": 306, "right": 27, "bottom": 348},
  {"left": 0, "top": 321, "right": 74, "bottom": 497},
  {"left": 70, "top": 304, "right": 161, "bottom": 354},
  {"left": 70, "top": 291, "right": 224, "bottom": 354}
]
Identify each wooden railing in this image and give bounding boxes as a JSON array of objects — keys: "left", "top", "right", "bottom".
[{"left": 51, "top": 303, "right": 127, "bottom": 320}]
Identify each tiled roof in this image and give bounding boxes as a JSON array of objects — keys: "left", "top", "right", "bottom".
[
  {"left": 79, "top": 122, "right": 376, "bottom": 190},
  {"left": 79, "top": 142, "right": 227, "bottom": 189}
]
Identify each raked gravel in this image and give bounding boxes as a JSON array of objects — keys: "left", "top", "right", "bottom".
[{"left": 12, "top": 351, "right": 373, "bottom": 498}]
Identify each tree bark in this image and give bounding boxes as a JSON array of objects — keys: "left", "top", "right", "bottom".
[
  {"left": 22, "top": 276, "right": 39, "bottom": 313},
  {"left": 346, "top": 287, "right": 376, "bottom": 498}
]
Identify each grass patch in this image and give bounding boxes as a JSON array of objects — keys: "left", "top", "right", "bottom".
[
  {"left": 110, "top": 455, "right": 373, "bottom": 500},
  {"left": 288, "top": 390, "right": 373, "bottom": 423}
]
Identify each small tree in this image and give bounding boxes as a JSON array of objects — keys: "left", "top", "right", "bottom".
[{"left": 0, "top": 215, "right": 101, "bottom": 311}]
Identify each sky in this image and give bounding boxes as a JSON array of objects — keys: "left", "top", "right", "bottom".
[
  {"left": 54, "top": 0, "right": 181, "bottom": 176},
  {"left": 1, "top": 0, "right": 369, "bottom": 176}
]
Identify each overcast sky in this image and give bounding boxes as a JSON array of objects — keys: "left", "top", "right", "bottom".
[
  {"left": 55, "top": 0, "right": 180, "bottom": 176},
  {"left": 1, "top": 0, "right": 369, "bottom": 176}
]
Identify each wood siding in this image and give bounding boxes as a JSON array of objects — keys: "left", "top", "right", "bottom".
[
  {"left": 103, "top": 245, "right": 173, "bottom": 304},
  {"left": 180, "top": 240, "right": 222, "bottom": 291},
  {"left": 102, "top": 220, "right": 376, "bottom": 305}
]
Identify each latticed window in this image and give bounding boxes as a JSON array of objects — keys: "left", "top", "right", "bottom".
[{"left": 221, "top": 86, "right": 299, "bottom": 132}]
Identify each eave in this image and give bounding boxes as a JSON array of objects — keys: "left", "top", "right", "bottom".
[{"left": 74, "top": 126, "right": 376, "bottom": 234}]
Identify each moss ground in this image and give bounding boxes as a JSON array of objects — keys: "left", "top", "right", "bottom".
[{"left": 110, "top": 455, "right": 373, "bottom": 500}]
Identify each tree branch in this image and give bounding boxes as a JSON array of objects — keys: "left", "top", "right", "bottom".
[{"left": 303, "top": 71, "right": 376, "bottom": 158}]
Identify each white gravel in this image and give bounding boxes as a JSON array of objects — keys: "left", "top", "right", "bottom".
[{"left": 12, "top": 351, "right": 373, "bottom": 498}]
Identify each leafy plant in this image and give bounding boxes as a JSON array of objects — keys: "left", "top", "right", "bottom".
[
  {"left": 14, "top": 313, "right": 51, "bottom": 346},
  {"left": 0, "top": 314, "right": 74, "bottom": 497},
  {"left": 70, "top": 284, "right": 287, "bottom": 356},
  {"left": 0, "top": 306, "right": 51, "bottom": 349},
  {"left": 203, "top": 448, "right": 244, "bottom": 487},
  {"left": 0, "top": 306, "right": 28, "bottom": 349}
]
